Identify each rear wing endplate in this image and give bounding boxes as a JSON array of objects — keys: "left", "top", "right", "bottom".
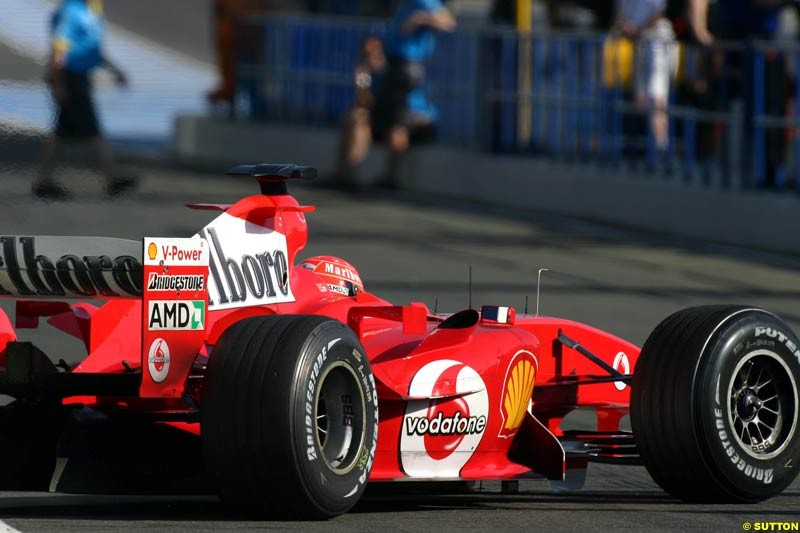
[{"left": 140, "top": 237, "right": 209, "bottom": 398}]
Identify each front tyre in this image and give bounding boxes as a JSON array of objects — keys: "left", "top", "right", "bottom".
[
  {"left": 631, "top": 306, "right": 800, "bottom": 502},
  {"left": 202, "top": 315, "right": 378, "bottom": 518}
]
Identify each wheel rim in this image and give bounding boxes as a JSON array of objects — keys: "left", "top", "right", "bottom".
[
  {"left": 314, "top": 361, "right": 366, "bottom": 475},
  {"left": 727, "top": 349, "right": 799, "bottom": 460}
]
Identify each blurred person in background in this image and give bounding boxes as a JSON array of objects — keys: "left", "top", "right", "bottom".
[
  {"left": 333, "top": 36, "right": 438, "bottom": 190},
  {"left": 613, "top": 0, "right": 678, "bottom": 164},
  {"left": 334, "top": 36, "right": 386, "bottom": 188},
  {"left": 665, "top": 0, "right": 715, "bottom": 44},
  {"left": 717, "top": 0, "right": 793, "bottom": 187},
  {"left": 208, "top": 0, "right": 237, "bottom": 108},
  {"left": 371, "top": 0, "right": 456, "bottom": 188},
  {"left": 686, "top": 0, "right": 714, "bottom": 45},
  {"left": 208, "top": 0, "right": 266, "bottom": 111},
  {"left": 36, "top": 0, "right": 136, "bottom": 200},
  {"left": 668, "top": 0, "right": 716, "bottom": 173},
  {"left": 547, "top": 1, "right": 613, "bottom": 30}
]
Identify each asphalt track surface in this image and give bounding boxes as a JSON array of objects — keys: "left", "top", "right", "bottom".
[
  {"left": 0, "top": 161, "right": 797, "bottom": 531},
  {"left": 103, "top": 0, "right": 213, "bottom": 64}
]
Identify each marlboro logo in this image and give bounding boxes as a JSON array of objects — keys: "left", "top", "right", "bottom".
[
  {"left": 195, "top": 213, "right": 295, "bottom": 310},
  {"left": 0, "top": 235, "right": 141, "bottom": 298}
]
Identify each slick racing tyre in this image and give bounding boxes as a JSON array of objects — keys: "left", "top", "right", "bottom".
[
  {"left": 631, "top": 306, "right": 800, "bottom": 502},
  {"left": 202, "top": 315, "right": 378, "bottom": 518}
]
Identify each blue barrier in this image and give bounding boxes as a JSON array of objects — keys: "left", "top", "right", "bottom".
[{"left": 235, "top": 14, "right": 799, "bottom": 194}]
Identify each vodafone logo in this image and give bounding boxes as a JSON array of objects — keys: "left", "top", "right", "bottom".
[
  {"left": 613, "top": 352, "right": 630, "bottom": 391},
  {"left": 148, "top": 338, "right": 171, "bottom": 383},
  {"left": 400, "top": 360, "right": 489, "bottom": 478}
]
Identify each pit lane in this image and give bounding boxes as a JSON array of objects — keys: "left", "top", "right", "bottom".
[{"left": 0, "top": 162, "right": 797, "bottom": 531}]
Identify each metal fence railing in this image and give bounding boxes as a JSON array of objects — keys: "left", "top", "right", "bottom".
[{"left": 235, "top": 14, "right": 800, "bottom": 194}]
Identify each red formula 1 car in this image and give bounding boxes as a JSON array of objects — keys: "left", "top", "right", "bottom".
[{"left": 0, "top": 165, "right": 798, "bottom": 518}]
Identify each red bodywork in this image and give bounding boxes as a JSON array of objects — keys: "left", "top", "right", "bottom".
[{"left": 0, "top": 187, "right": 640, "bottom": 485}]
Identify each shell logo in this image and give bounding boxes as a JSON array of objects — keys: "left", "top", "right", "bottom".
[
  {"left": 147, "top": 242, "right": 158, "bottom": 261},
  {"left": 499, "top": 350, "right": 537, "bottom": 438}
]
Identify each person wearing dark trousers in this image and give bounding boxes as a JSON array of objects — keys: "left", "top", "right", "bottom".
[
  {"left": 36, "top": 0, "right": 137, "bottom": 200},
  {"left": 717, "top": 0, "right": 791, "bottom": 188},
  {"left": 668, "top": 0, "right": 716, "bottom": 179},
  {"left": 207, "top": 0, "right": 265, "bottom": 110},
  {"left": 372, "top": 0, "right": 455, "bottom": 188},
  {"left": 334, "top": 36, "right": 387, "bottom": 187}
]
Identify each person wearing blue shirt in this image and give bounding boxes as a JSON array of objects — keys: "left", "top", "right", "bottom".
[
  {"left": 35, "top": 0, "right": 137, "bottom": 200},
  {"left": 383, "top": 0, "right": 452, "bottom": 63},
  {"left": 372, "top": 0, "right": 455, "bottom": 188}
]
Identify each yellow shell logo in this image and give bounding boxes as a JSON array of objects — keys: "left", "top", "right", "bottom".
[
  {"left": 147, "top": 242, "right": 158, "bottom": 261},
  {"left": 500, "top": 351, "right": 536, "bottom": 437}
]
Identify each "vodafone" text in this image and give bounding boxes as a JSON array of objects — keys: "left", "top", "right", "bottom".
[{"left": 404, "top": 412, "right": 487, "bottom": 436}]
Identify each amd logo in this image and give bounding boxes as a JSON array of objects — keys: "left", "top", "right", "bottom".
[
  {"left": 148, "top": 300, "right": 205, "bottom": 331},
  {"left": 197, "top": 218, "right": 294, "bottom": 309}
]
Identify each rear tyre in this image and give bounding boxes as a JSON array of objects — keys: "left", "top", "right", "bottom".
[
  {"left": 202, "top": 315, "right": 378, "bottom": 518},
  {"left": 631, "top": 306, "right": 800, "bottom": 502}
]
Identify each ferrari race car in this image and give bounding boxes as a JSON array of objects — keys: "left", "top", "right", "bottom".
[{"left": 0, "top": 164, "right": 798, "bottom": 518}]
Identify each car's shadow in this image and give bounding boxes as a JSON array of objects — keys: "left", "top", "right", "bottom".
[{"left": 0, "top": 487, "right": 797, "bottom": 522}]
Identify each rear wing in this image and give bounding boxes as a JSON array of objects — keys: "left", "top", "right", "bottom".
[
  {"left": 226, "top": 163, "right": 316, "bottom": 195},
  {"left": 0, "top": 236, "right": 209, "bottom": 399},
  {"left": 0, "top": 236, "right": 142, "bottom": 299}
]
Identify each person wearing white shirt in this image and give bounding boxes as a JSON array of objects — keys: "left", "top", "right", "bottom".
[{"left": 614, "top": 0, "right": 677, "bottom": 156}]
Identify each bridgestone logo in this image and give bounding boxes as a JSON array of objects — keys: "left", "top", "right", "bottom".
[
  {"left": 305, "top": 339, "right": 341, "bottom": 462},
  {"left": 147, "top": 273, "right": 204, "bottom": 292},
  {"left": 404, "top": 412, "right": 487, "bottom": 436}
]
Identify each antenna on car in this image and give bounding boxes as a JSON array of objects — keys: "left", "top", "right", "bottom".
[
  {"left": 468, "top": 266, "right": 473, "bottom": 309},
  {"left": 536, "top": 268, "right": 549, "bottom": 317},
  {"left": 434, "top": 298, "right": 438, "bottom": 314},
  {"left": 524, "top": 295, "right": 529, "bottom": 315}
]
